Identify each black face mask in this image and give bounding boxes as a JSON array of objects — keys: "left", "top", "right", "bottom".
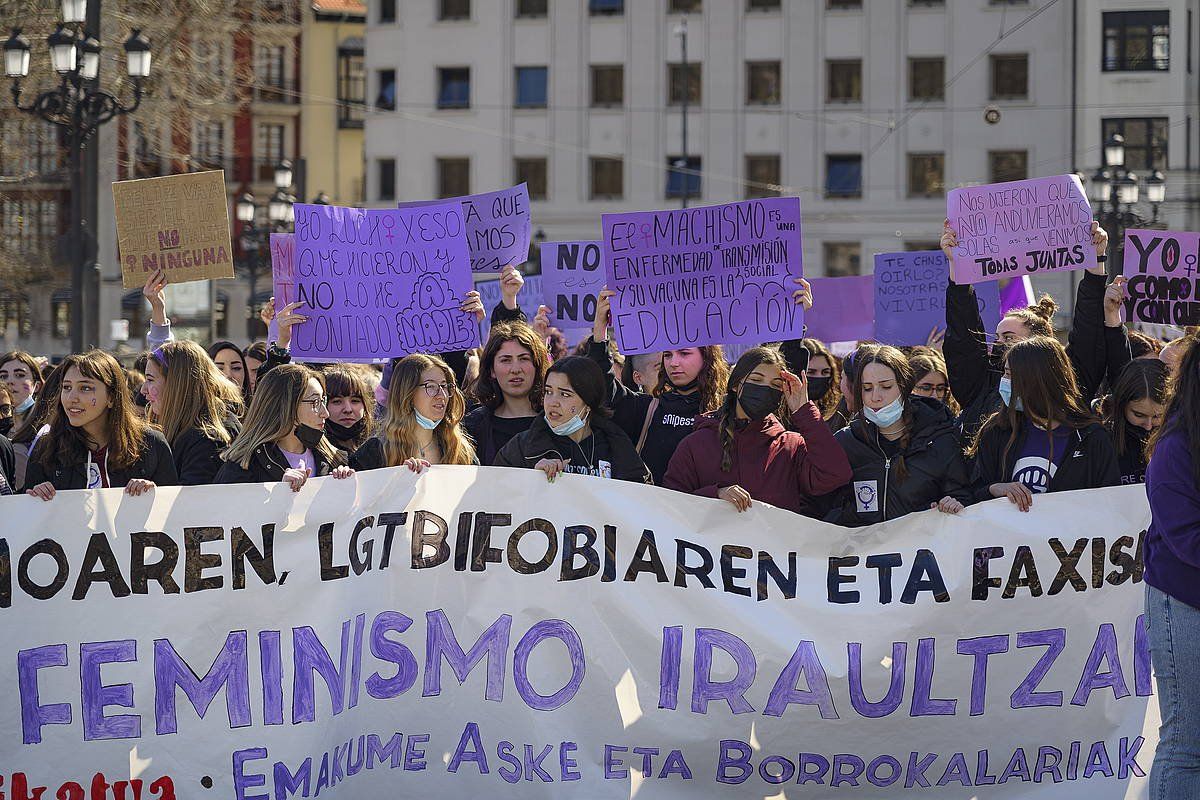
[
  {"left": 1126, "top": 425, "right": 1151, "bottom": 448},
  {"left": 294, "top": 423, "right": 325, "bottom": 450},
  {"left": 737, "top": 383, "right": 783, "bottom": 421},
  {"left": 807, "top": 377, "right": 832, "bottom": 403},
  {"left": 0, "top": 417, "right": 11, "bottom": 436},
  {"left": 667, "top": 374, "right": 699, "bottom": 393},
  {"left": 325, "top": 417, "right": 366, "bottom": 443}
]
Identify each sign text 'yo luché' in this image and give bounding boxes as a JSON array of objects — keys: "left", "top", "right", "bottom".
[
  {"left": 947, "top": 175, "right": 1097, "bottom": 284},
  {"left": 601, "top": 198, "right": 804, "bottom": 355},
  {"left": 1122, "top": 229, "right": 1200, "bottom": 327},
  {"left": 284, "top": 202, "right": 478, "bottom": 362}
]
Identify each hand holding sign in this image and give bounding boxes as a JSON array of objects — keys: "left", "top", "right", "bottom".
[
  {"left": 1104, "top": 277, "right": 1128, "bottom": 327},
  {"left": 499, "top": 264, "right": 525, "bottom": 310},
  {"left": 593, "top": 288, "right": 614, "bottom": 343},
  {"left": 274, "top": 301, "right": 307, "bottom": 350},
  {"left": 142, "top": 269, "right": 168, "bottom": 327}
]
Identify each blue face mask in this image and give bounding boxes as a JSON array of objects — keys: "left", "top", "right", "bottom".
[
  {"left": 864, "top": 396, "right": 904, "bottom": 428},
  {"left": 415, "top": 410, "right": 442, "bottom": 430},
  {"left": 998, "top": 376, "right": 1024, "bottom": 411},
  {"left": 548, "top": 409, "right": 588, "bottom": 437},
  {"left": 14, "top": 395, "right": 33, "bottom": 415}
]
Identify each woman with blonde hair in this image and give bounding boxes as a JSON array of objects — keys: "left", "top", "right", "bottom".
[
  {"left": 352, "top": 353, "right": 475, "bottom": 473},
  {"left": 142, "top": 340, "right": 244, "bottom": 485},
  {"left": 25, "top": 350, "right": 176, "bottom": 500},
  {"left": 215, "top": 364, "right": 353, "bottom": 490}
]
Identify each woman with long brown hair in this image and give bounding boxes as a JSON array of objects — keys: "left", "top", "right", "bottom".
[
  {"left": 25, "top": 350, "right": 177, "bottom": 500},
  {"left": 464, "top": 322, "right": 550, "bottom": 465},
  {"left": 782, "top": 337, "right": 846, "bottom": 429},
  {"left": 1101, "top": 358, "right": 1169, "bottom": 485},
  {"left": 665, "top": 346, "right": 851, "bottom": 514},
  {"left": 9, "top": 362, "right": 62, "bottom": 490},
  {"left": 1142, "top": 332, "right": 1200, "bottom": 796},
  {"left": 141, "top": 340, "right": 243, "bottom": 485},
  {"left": 352, "top": 353, "right": 475, "bottom": 473},
  {"left": 968, "top": 336, "right": 1119, "bottom": 510},
  {"left": 216, "top": 364, "right": 353, "bottom": 489},
  {"left": 322, "top": 365, "right": 376, "bottom": 455}
]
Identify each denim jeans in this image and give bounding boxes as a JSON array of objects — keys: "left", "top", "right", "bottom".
[{"left": 1146, "top": 583, "right": 1200, "bottom": 798}]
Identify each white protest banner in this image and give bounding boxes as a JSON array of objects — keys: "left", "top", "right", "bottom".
[{"left": 0, "top": 471, "right": 1155, "bottom": 798}]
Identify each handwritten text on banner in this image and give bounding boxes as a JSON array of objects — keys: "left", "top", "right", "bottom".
[
  {"left": 398, "top": 184, "right": 531, "bottom": 273},
  {"left": 1122, "top": 229, "right": 1200, "bottom": 327}
]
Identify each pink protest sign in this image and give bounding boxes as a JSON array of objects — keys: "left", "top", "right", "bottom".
[
  {"left": 541, "top": 241, "right": 605, "bottom": 329},
  {"left": 601, "top": 197, "right": 804, "bottom": 355},
  {"left": 1122, "top": 229, "right": 1200, "bottom": 327},
  {"left": 287, "top": 202, "right": 478, "bottom": 362},
  {"left": 947, "top": 174, "right": 1096, "bottom": 284},
  {"left": 872, "top": 250, "right": 1001, "bottom": 346},
  {"left": 398, "top": 183, "right": 530, "bottom": 273},
  {"left": 804, "top": 276, "right": 874, "bottom": 343}
]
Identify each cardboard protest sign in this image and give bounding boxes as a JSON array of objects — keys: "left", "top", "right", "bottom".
[
  {"left": 804, "top": 275, "right": 874, "bottom": 343},
  {"left": 112, "top": 170, "right": 234, "bottom": 288},
  {"left": 540, "top": 241, "right": 605, "bottom": 329},
  {"left": 947, "top": 174, "right": 1096, "bottom": 284},
  {"left": 873, "top": 250, "right": 1002, "bottom": 346},
  {"left": 398, "top": 184, "right": 531, "bottom": 273},
  {"left": 287, "top": 202, "right": 478, "bottom": 362},
  {"left": 0, "top": 470, "right": 1156, "bottom": 798},
  {"left": 601, "top": 197, "right": 804, "bottom": 355},
  {"left": 1122, "top": 229, "right": 1200, "bottom": 327}
]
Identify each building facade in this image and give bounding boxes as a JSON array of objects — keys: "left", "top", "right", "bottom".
[{"left": 363, "top": 0, "right": 1200, "bottom": 320}]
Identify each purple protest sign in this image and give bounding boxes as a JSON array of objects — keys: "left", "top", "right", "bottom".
[
  {"left": 287, "top": 202, "right": 478, "bottom": 362},
  {"left": 947, "top": 174, "right": 1096, "bottom": 284},
  {"left": 268, "top": 232, "right": 295, "bottom": 345},
  {"left": 398, "top": 183, "right": 531, "bottom": 273},
  {"left": 601, "top": 197, "right": 803, "bottom": 355},
  {"left": 873, "top": 250, "right": 1002, "bottom": 346},
  {"left": 1122, "top": 228, "right": 1200, "bottom": 326},
  {"left": 540, "top": 241, "right": 604, "bottom": 330},
  {"left": 802, "top": 276, "right": 874, "bottom": 344}
]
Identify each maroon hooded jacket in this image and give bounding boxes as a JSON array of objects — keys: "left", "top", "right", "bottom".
[{"left": 663, "top": 401, "right": 852, "bottom": 515}]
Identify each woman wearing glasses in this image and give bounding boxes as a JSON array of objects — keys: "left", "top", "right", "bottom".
[
  {"left": 907, "top": 347, "right": 959, "bottom": 416},
  {"left": 215, "top": 364, "right": 354, "bottom": 491},
  {"left": 351, "top": 353, "right": 476, "bottom": 473}
]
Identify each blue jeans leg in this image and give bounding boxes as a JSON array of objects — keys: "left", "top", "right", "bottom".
[{"left": 1147, "top": 583, "right": 1200, "bottom": 799}]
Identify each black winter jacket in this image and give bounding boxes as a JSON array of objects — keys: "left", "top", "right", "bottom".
[
  {"left": 462, "top": 405, "right": 535, "bottom": 466},
  {"left": 494, "top": 414, "right": 651, "bottom": 483},
  {"left": 816, "top": 397, "right": 972, "bottom": 526},
  {"left": 213, "top": 441, "right": 340, "bottom": 484},
  {"left": 0, "top": 435, "right": 15, "bottom": 491},
  {"left": 969, "top": 420, "right": 1120, "bottom": 503},
  {"left": 945, "top": 271, "right": 1109, "bottom": 441},
  {"left": 172, "top": 417, "right": 242, "bottom": 486},
  {"left": 24, "top": 429, "right": 178, "bottom": 491}
]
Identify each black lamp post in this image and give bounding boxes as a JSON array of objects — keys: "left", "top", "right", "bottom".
[
  {"left": 235, "top": 161, "right": 296, "bottom": 339},
  {"left": 4, "top": 1, "right": 151, "bottom": 354},
  {"left": 1085, "top": 134, "right": 1167, "bottom": 278}
]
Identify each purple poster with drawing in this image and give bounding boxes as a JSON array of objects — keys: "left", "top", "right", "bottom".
[
  {"left": 601, "top": 197, "right": 803, "bottom": 355},
  {"left": 873, "top": 250, "right": 1002, "bottom": 346},
  {"left": 287, "top": 202, "right": 478, "bottom": 362},
  {"left": 1122, "top": 228, "right": 1200, "bottom": 326},
  {"left": 398, "top": 183, "right": 531, "bottom": 273},
  {"left": 803, "top": 276, "right": 874, "bottom": 343},
  {"left": 947, "top": 174, "right": 1096, "bottom": 284},
  {"left": 540, "top": 240, "right": 605, "bottom": 330}
]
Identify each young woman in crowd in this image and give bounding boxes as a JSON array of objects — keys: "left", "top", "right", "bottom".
[
  {"left": 126, "top": 368, "right": 147, "bottom": 417},
  {"left": 215, "top": 363, "right": 353, "bottom": 489},
  {"left": 0, "top": 385, "right": 16, "bottom": 493},
  {"left": 1100, "top": 358, "right": 1169, "bottom": 485},
  {"left": 0, "top": 350, "right": 42, "bottom": 430},
  {"left": 25, "top": 350, "right": 177, "bottom": 499},
  {"left": 464, "top": 322, "right": 550, "bottom": 465},
  {"left": 621, "top": 352, "right": 662, "bottom": 395},
  {"left": 941, "top": 220, "right": 1112, "bottom": 439},
  {"left": 907, "top": 347, "right": 960, "bottom": 415},
  {"left": 495, "top": 355, "right": 650, "bottom": 483},
  {"left": 968, "top": 336, "right": 1119, "bottom": 510},
  {"left": 209, "top": 341, "right": 251, "bottom": 401},
  {"left": 352, "top": 353, "right": 476, "bottom": 473},
  {"left": 244, "top": 341, "right": 268, "bottom": 393},
  {"left": 9, "top": 362, "right": 61, "bottom": 490},
  {"left": 142, "top": 340, "right": 243, "bottom": 485},
  {"left": 322, "top": 365, "right": 376, "bottom": 456},
  {"left": 664, "top": 346, "right": 851, "bottom": 514},
  {"left": 818, "top": 345, "right": 971, "bottom": 525},
  {"left": 781, "top": 338, "right": 846, "bottom": 429},
  {"left": 1142, "top": 333, "right": 1200, "bottom": 796}
]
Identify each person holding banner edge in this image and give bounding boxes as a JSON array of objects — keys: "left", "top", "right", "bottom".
[
  {"left": 940, "top": 220, "right": 1112, "bottom": 442},
  {"left": 664, "top": 346, "right": 851, "bottom": 514}
]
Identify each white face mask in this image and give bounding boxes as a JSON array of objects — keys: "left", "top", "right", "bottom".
[
  {"left": 548, "top": 409, "right": 588, "bottom": 437},
  {"left": 415, "top": 410, "right": 442, "bottom": 430},
  {"left": 864, "top": 396, "right": 904, "bottom": 428}
]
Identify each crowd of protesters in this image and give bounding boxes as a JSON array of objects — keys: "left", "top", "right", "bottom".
[{"left": 0, "top": 218, "right": 1198, "bottom": 794}]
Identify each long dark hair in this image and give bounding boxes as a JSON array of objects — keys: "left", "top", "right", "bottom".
[
  {"left": 651, "top": 345, "right": 731, "bottom": 412},
  {"left": 717, "top": 347, "right": 787, "bottom": 472},
  {"left": 10, "top": 363, "right": 62, "bottom": 446},
  {"left": 1102, "top": 359, "right": 1169, "bottom": 459},
  {"left": 1149, "top": 332, "right": 1200, "bottom": 489},
  {"left": 471, "top": 322, "right": 549, "bottom": 411},
  {"left": 850, "top": 345, "right": 916, "bottom": 479},
  {"left": 208, "top": 340, "right": 251, "bottom": 400},
  {"left": 968, "top": 336, "right": 1096, "bottom": 465}
]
